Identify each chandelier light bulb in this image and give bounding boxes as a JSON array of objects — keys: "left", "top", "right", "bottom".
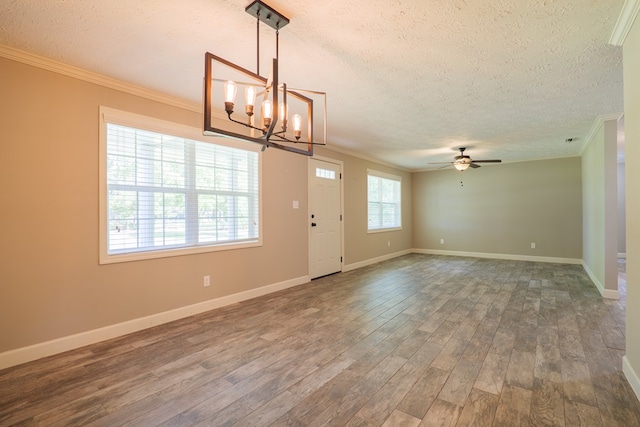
[
  {"left": 224, "top": 80, "right": 237, "bottom": 114},
  {"left": 245, "top": 86, "right": 256, "bottom": 116},
  {"left": 292, "top": 114, "right": 302, "bottom": 140},
  {"left": 204, "top": 2, "right": 327, "bottom": 155},
  {"left": 263, "top": 99, "right": 273, "bottom": 128}
]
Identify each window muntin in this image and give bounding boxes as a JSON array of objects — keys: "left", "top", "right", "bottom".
[
  {"left": 100, "top": 108, "right": 261, "bottom": 263},
  {"left": 367, "top": 170, "right": 401, "bottom": 232},
  {"left": 316, "top": 167, "right": 336, "bottom": 180}
]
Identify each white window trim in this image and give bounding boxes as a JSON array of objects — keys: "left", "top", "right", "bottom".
[
  {"left": 99, "top": 106, "right": 263, "bottom": 264},
  {"left": 367, "top": 169, "right": 402, "bottom": 233}
]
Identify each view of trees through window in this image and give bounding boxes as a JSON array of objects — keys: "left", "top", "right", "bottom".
[
  {"left": 367, "top": 171, "right": 401, "bottom": 231},
  {"left": 106, "top": 123, "right": 259, "bottom": 255}
]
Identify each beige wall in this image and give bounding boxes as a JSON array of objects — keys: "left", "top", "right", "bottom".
[
  {"left": 313, "top": 146, "right": 413, "bottom": 266},
  {"left": 0, "top": 57, "right": 312, "bottom": 353},
  {"left": 412, "top": 157, "right": 582, "bottom": 259},
  {"left": 0, "top": 56, "right": 414, "bottom": 357},
  {"left": 0, "top": 37, "right": 632, "bottom": 371},
  {"left": 582, "top": 118, "right": 619, "bottom": 293},
  {"left": 623, "top": 12, "right": 640, "bottom": 382}
]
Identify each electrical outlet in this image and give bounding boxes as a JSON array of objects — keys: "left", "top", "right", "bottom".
[
  {"left": 440, "top": 239, "right": 445, "bottom": 244},
  {"left": 203, "top": 275, "right": 211, "bottom": 287},
  {"left": 530, "top": 242, "right": 536, "bottom": 249},
  {"left": 387, "top": 241, "right": 391, "bottom": 247}
]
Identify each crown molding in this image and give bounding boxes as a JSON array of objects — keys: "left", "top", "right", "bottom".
[
  {"left": 610, "top": 0, "right": 640, "bottom": 46},
  {"left": 580, "top": 113, "right": 623, "bottom": 155},
  {"left": 315, "top": 144, "right": 411, "bottom": 172},
  {"left": 0, "top": 44, "right": 201, "bottom": 113},
  {"left": 1, "top": 44, "right": 400, "bottom": 168}
]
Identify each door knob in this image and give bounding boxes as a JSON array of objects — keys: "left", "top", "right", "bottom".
[{"left": 311, "top": 222, "right": 317, "bottom": 227}]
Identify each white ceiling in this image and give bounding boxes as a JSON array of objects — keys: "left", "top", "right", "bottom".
[{"left": 0, "top": 0, "right": 624, "bottom": 170}]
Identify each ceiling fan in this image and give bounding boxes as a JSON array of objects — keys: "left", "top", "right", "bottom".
[{"left": 430, "top": 147, "right": 502, "bottom": 171}]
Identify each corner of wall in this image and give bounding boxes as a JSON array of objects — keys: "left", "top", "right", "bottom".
[
  {"left": 580, "top": 113, "right": 623, "bottom": 155},
  {"left": 581, "top": 260, "right": 620, "bottom": 300},
  {"left": 624, "top": 356, "right": 640, "bottom": 401}
]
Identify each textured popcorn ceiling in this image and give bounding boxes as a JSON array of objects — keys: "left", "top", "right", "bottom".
[{"left": 0, "top": 0, "right": 624, "bottom": 170}]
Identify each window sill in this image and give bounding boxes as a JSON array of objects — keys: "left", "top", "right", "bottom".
[
  {"left": 367, "top": 227, "right": 402, "bottom": 234},
  {"left": 99, "top": 239, "right": 262, "bottom": 264}
]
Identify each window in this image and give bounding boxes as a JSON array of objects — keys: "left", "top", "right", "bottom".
[
  {"left": 316, "top": 167, "right": 336, "bottom": 180},
  {"left": 100, "top": 107, "right": 261, "bottom": 263},
  {"left": 367, "top": 170, "right": 401, "bottom": 232}
]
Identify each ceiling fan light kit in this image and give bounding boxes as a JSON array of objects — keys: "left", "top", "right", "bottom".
[
  {"left": 431, "top": 147, "right": 502, "bottom": 171},
  {"left": 203, "top": 0, "right": 327, "bottom": 156},
  {"left": 453, "top": 156, "right": 472, "bottom": 171}
]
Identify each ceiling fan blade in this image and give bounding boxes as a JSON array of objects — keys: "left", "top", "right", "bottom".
[
  {"left": 429, "top": 162, "right": 454, "bottom": 164},
  {"left": 469, "top": 163, "right": 481, "bottom": 168},
  {"left": 438, "top": 164, "right": 452, "bottom": 169},
  {"left": 472, "top": 159, "right": 502, "bottom": 163}
]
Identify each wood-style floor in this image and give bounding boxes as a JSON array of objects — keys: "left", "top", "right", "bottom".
[{"left": 1, "top": 254, "right": 639, "bottom": 426}]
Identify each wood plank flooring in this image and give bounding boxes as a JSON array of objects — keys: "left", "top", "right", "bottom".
[{"left": 1, "top": 254, "right": 639, "bottom": 426}]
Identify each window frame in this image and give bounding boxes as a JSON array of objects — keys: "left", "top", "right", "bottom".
[
  {"left": 367, "top": 169, "right": 402, "bottom": 233},
  {"left": 99, "top": 106, "right": 262, "bottom": 264}
]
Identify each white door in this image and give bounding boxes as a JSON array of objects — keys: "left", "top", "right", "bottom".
[{"left": 309, "top": 158, "right": 342, "bottom": 279}]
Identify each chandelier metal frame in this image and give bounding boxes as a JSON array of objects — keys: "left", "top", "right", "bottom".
[{"left": 203, "top": 0, "right": 326, "bottom": 156}]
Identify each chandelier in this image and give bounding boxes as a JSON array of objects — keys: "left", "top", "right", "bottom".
[{"left": 204, "top": 0, "right": 327, "bottom": 155}]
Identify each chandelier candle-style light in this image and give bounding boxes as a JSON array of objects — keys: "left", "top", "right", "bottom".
[{"left": 204, "top": 0, "right": 327, "bottom": 155}]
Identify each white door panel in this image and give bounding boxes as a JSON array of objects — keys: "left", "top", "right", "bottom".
[{"left": 309, "top": 158, "right": 342, "bottom": 279}]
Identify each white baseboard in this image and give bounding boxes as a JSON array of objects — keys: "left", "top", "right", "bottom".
[
  {"left": 0, "top": 275, "right": 309, "bottom": 370},
  {"left": 602, "top": 288, "right": 621, "bottom": 299},
  {"left": 416, "top": 249, "right": 624, "bottom": 299},
  {"left": 413, "top": 248, "right": 583, "bottom": 265},
  {"left": 343, "top": 249, "right": 412, "bottom": 272},
  {"left": 0, "top": 248, "right": 622, "bottom": 370},
  {"left": 344, "top": 248, "right": 583, "bottom": 273},
  {"left": 624, "top": 356, "right": 640, "bottom": 401},
  {"left": 581, "top": 261, "right": 620, "bottom": 300}
]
